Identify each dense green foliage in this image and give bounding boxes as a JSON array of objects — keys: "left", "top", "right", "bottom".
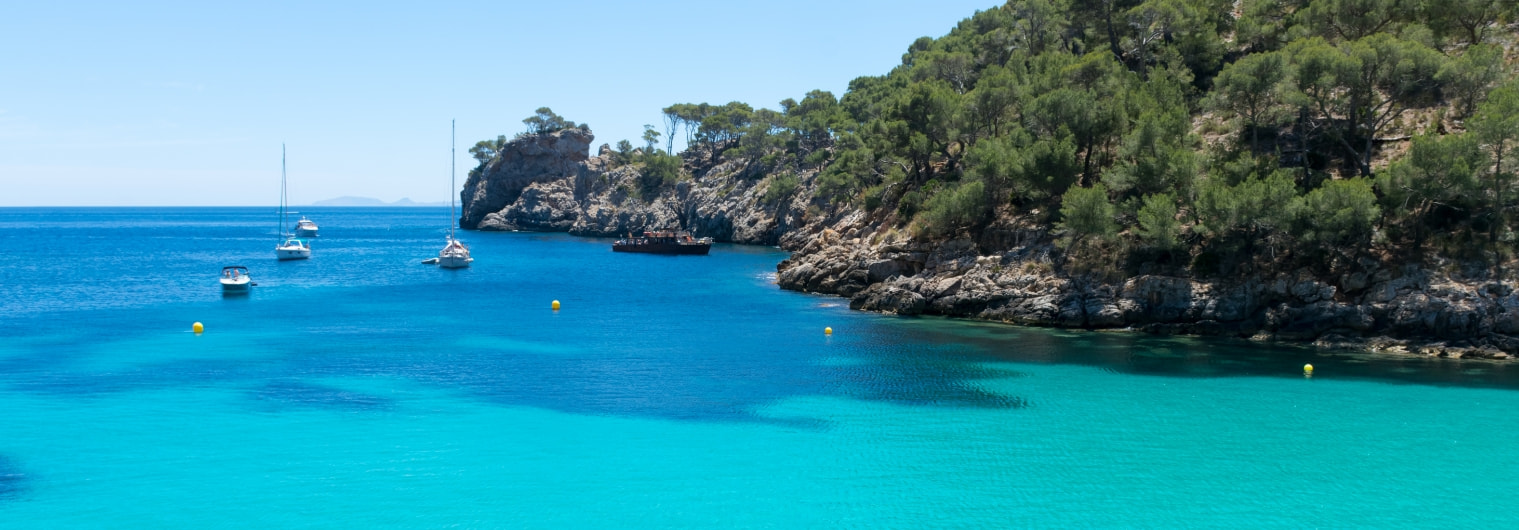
[
  {"left": 473, "top": 0, "right": 1519, "bottom": 277},
  {"left": 665, "top": 0, "right": 1519, "bottom": 275}
]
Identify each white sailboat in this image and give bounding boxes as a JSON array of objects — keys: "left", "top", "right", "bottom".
[
  {"left": 276, "top": 144, "right": 311, "bottom": 260},
  {"left": 438, "top": 119, "right": 473, "bottom": 269}
]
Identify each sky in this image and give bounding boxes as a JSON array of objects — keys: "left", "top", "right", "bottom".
[{"left": 0, "top": 1, "right": 1000, "bottom": 206}]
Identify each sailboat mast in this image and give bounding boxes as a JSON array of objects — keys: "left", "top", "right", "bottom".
[
  {"left": 280, "top": 143, "right": 287, "bottom": 239},
  {"left": 450, "top": 119, "right": 456, "bottom": 240}
]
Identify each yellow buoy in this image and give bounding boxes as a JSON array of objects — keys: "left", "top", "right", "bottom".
[
  {"left": 552, "top": 300, "right": 561, "bottom": 311},
  {"left": 825, "top": 327, "right": 833, "bottom": 335},
  {"left": 1303, "top": 363, "right": 1314, "bottom": 375},
  {"left": 192, "top": 322, "right": 204, "bottom": 334}
]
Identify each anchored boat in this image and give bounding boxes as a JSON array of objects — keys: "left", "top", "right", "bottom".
[
  {"left": 294, "top": 215, "right": 319, "bottom": 237},
  {"left": 435, "top": 119, "right": 473, "bottom": 269},
  {"left": 220, "top": 266, "right": 253, "bottom": 294},
  {"left": 612, "top": 230, "right": 712, "bottom": 255},
  {"left": 275, "top": 144, "right": 311, "bottom": 260}
]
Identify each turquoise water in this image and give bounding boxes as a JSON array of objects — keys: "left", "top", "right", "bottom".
[{"left": 2, "top": 207, "right": 1517, "bottom": 526}]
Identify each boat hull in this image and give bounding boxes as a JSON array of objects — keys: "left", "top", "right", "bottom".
[
  {"left": 612, "top": 242, "right": 711, "bottom": 255},
  {"left": 438, "top": 256, "right": 472, "bottom": 269},
  {"left": 220, "top": 279, "right": 251, "bottom": 295},
  {"left": 276, "top": 248, "right": 310, "bottom": 260},
  {"left": 295, "top": 228, "right": 318, "bottom": 238}
]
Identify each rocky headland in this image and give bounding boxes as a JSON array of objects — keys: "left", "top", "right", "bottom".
[{"left": 460, "top": 129, "right": 1518, "bottom": 361}]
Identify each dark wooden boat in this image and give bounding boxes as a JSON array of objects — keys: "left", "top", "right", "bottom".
[{"left": 612, "top": 230, "right": 712, "bottom": 255}]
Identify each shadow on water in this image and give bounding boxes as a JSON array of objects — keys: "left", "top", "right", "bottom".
[
  {"left": 892, "top": 316, "right": 1519, "bottom": 390},
  {"left": 0, "top": 456, "right": 25, "bottom": 502},
  {"left": 250, "top": 379, "right": 393, "bottom": 412},
  {"left": 0, "top": 307, "right": 1027, "bottom": 427}
]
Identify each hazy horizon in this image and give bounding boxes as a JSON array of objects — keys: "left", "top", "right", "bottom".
[{"left": 1, "top": 0, "right": 998, "bottom": 207}]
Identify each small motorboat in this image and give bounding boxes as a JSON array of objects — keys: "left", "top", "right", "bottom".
[{"left": 220, "top": 266, "right": 253, "bottom": 294}]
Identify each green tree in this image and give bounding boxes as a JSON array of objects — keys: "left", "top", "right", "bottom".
[
  {"left": 1291, "top": 177, "right": 1381, "bottom": 247},
  {"left": 763, "top": 172, "right": 800, "bottom": 205},
  {"left": 1211, "top": 51, "right": 1290, "bottom": 151},
  {"left": 661, "top": 107, "right": 681, "bottom": 153},
  {"left": 636, "top": 150, "right": 684, "bottom": 198},
  {"left": 614, "top": 140, "right": 635, "bottom": 166},
  {"left": 1237, "top": 0, "right": 1308, "bottom": 52},
  {"left": 1105, "top": 107, "right": 1199, "bottom": 198},
  {"left": 1376, "top": 132, "right": 1484, "bottom": 247},
  {"left": 1135, "top": 192, "right": 1181, "bottom": 249},
  {"left": 1437, "top": 43, "right": 1506, "bottom": 118},
  {"left": 1424, "top": 0, "right": 1510, "bottom": 46},
  {"left": 1468, "top": 81, "right": 1519, "bottom": 267},
  {"left": 1010, "top": 0, "right": 1072, "bottom": 55},
  {"left": 1298, "top": 0, "right": 1414, "bottom": 42},
  {"left": 1194, "top": 171, "right": 1298, "bottom": 242},
  {"left": 1285, "top": 35, "right": 1442, "bottom": 176},
  {"left": 784, "top": 90, "right": 846, "bottom": 151},
  {"left": 641, "top": 125, "right": 661, "bottom": 153},
  {"left": 469, "top": 135, "right": 508, "bottom": 165},
  {"left": 915, "top": 180, "right": 988, "bottom": 236},
  {"left": 1057, "top": 183, "right": 1118, "bottom": 245},
  {"left": 965, "top": 65, "right": 1023, "bottom": 139},
  {"left": 522, "top": 107, "right": 577, "bottom": 135}
]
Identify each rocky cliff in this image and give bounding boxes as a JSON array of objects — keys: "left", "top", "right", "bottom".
[
  {"left": 460, "top": 130, "right": 815, "bottom": 245},
  {"left": 461, "top": 130, "right": 1518, "bottom": 360}
]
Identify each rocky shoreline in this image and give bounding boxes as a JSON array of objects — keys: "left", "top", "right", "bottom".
[{"left": 460, "top": 130, "right": 1519, "bottom": 361}]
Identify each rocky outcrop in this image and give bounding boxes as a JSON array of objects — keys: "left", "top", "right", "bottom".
[
  {"left": 460, "top": 131, "right": 815, "bottom": 245},
  {"left": 460, "top": 129, "right": 1518, "bottom": 360},
  {"left": 460, "top": 128, "right": 593, "bottom": 230},
  {"left": 773, "top": 221, "right": 1519, "bottom": 359}
]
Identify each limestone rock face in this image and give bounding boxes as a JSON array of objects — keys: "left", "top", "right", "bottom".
[
  {"left": 477, "top": 179, "right": 579, "bottom": 231},
  {"left": 460, "top": 128, "right": 593, "bottom": 230}
]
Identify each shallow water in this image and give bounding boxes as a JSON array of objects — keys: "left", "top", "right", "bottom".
[{"left": 1, "top": 207, "right": 1515, "bottom": 526}]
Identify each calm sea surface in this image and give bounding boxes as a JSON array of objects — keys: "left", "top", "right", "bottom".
[{"left": 1, "top": 207, "right": 1516, "bottom": 527}]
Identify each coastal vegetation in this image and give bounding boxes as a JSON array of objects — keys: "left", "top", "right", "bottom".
[{"left": 525, "top": 0, "right": 1517, "bottom": 281}]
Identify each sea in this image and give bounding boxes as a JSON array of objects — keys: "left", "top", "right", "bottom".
[{"left": 1, "top": 207, "right": 1516, "bottom": 527}]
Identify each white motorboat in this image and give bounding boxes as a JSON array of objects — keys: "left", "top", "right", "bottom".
[
  {"left": 437, "top": 119, "right": 472, "bottom": 269},
  {"left": 275, "top": 144, "right": 311, "bottom": 260},
  {"left": 220, "top": 266, "right": 253, "bottom": 294},
  {"left": 294, "top": 216, "right": 319, "bottom": 238}
]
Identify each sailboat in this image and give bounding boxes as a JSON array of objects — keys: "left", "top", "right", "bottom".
[
  {"left": 437, "top": 120, "right": 473, "bottom": 268},
  {"left": 276, "top": 144, "right": 311, "bottom": 260}
]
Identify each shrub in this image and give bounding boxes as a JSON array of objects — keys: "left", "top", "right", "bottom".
[
  {"left": 763, "top": 172, "right": 800, "bottom": 205},
  {"left": 1292, "top": 178, "right": 1380, "bottom": 246},
  {"left": 1057, "top": 184, "right": 1117, "bottom": 245},
  {"left": 1135, "top": 193, "right": 1180, "bottom": 250},
  {"left": 915, "top": 180, "right": 987, "bottom": 237}
]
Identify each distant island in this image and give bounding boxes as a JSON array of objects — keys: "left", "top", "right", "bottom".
[{"left": 310, "top": 196, "right": 447, "bottom": 207}]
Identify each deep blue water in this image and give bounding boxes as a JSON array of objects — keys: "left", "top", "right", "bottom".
[{"left": 1, "top": 207, "right": 1517, "bottom": 526}]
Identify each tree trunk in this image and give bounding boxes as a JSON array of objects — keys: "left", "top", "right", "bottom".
[{"left": 1104, "top": 6, "right": 1123, "bottom": 64}]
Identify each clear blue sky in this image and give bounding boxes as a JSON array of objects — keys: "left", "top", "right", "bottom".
[{"left": 1, "top": 1, "right": 999, "bottom": 206}]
